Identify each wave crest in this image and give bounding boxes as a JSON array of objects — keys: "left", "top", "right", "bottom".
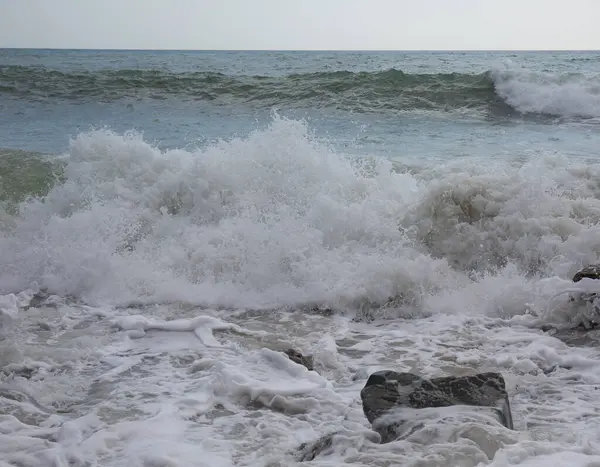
[
  {"left": 490, "top": 64, "right": 600, "bottom": 118},
  {"left": 4, "top": 64, "right": 599, "bottom": 118},
  {"left": 1, "top": 117, "right": 600, "bottom": 317},
  {"left": 0, "top": 118, "right": 434, "bottom": 309},
  {"left": 0, "top": 65, "right": 502, "bottom": 114}
]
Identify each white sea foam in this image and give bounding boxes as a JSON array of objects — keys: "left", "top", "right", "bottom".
[
  {"left": 2, "top": 117, "right": 600, "bottom": 466},
  {"left": 2, "top": 117, "right": 600, "bottom": 314},
  {"left": 491, "top": 63, "right": 600, "bottom": 118},
  {"left": 0, "top": 117, "right": 426, "bottom": 309}
]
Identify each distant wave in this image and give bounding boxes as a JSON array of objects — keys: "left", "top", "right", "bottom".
[
  {"left": 2, "top": 65, "right": 600, "bottom": 118},
  {"left": 490, "top": 66, "right": 600, "bottom": 118}
]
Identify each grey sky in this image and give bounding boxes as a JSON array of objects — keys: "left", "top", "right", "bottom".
[{"left": 1, "top": 0, "right": 599, "bottom": 50}]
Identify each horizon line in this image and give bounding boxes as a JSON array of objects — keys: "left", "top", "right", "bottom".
[{"left": 2, "top": 47, "right": 600, "bottom": 53}]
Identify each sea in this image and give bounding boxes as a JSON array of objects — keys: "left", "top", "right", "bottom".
[{"left": 2, "top": 49, "right": 600, "bottom": 467}]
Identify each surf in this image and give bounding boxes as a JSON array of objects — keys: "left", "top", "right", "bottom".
[{"left": 3, "top": 63, "right": 599, "bottom": 119}]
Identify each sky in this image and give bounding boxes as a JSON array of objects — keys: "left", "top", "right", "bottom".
[{"left": 1, "top": 0, "right": 599, "bottom": 50}]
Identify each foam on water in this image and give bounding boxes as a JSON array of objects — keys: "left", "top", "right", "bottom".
[
  {"left": 0, "top": 116, "right": 427, "bottom": 309},
  {"left": 6, "top": 59, "right": 600, "bottom": 120},
  {"left": 2, "top": 117, "right": 600, "bottom": 466},
  {"left": 3, "top": 116, "right": 600, "bottom": 312},
  {"left": 491, "top": 62, "right": 600, "bottom": 118}
]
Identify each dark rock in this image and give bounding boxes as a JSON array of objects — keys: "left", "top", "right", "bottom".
[
  {"left": 309, "top": 305, "right": 335, "bottom": 316},
  {"left": 2, "top": 365, "right": 36, "bottom": 379},
  {"left": 570, "top": 265, "right": 600, "bottom": 328},
  {"left": 297, "top": 432, "right": 338, "bottom": 461},
  {"left": 573, "top": 265, "right": 600, "bottom": 283},
  {"left": 284, "top": 349, "right": 314, "bottom": 371},
  {"left": 25, "top": 289, "right": 50, "bottom": 309},
  {"left": 360, "top": 371, "right": 513, "bottom": 443}
]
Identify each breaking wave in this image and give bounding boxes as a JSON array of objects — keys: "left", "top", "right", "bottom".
[
  {"left": 1, "top": 117, "right": 599, "bottom": 319},
  {"left": 3, "top": 64, "right": 600, "bottom": 118}
]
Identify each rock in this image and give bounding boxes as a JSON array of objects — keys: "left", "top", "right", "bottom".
[
  {"left": 284, "top": 349, "right": 314, "bottom": 371},
  {"left": 570, "top": 265, "right": 600, "bottom": 328},
  {"left": 573, "top": 265, "right": 600, "bottom": 283},
  {"left": 2, "top": 365, "right": 36, "bottom": 379},
  {"left": 360, "top": 371, "right": 513, "bottom": 443},
  {"left": 308, "top": 305, "right": 334, "bottom": 316},
  {"left": 297, "top": 432, "right": 338, "bottom": 461}
]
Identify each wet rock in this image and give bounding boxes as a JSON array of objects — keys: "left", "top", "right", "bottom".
[
  {"left": 25, "top": 288, "right": 50, "bottom": 309},
  {"left": 308, "top": 305, "right": 334, "bottom": 316},
  {"left": 573, "top": 265, "right": 600, "bottom": 283},
  {"left": 360, "top": 371, "right": 513, "bottom": 443},
  {"left": 570, "top": 264, "right": 600, "bottom": 328},
  {"left": 297, "top": 432, "right": 338, "bottom": 461},
  {"left": 284, "top": 349, "right": 314, "bottom": 371},
  {"left": 2, "top": 365, "right": 36, "bottom": 379}
]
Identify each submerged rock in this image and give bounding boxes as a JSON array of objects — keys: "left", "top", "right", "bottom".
[
  {"left": 360, "top": 371, "right": 513, "bottom": 443},
  {"left": 284, "top": 349, "right": 314, "bottom": 371},
  {"left": 0, "top": 386, "right": 57, "bottom": 415},
  {"left": 296, "top": 430, "right": 380, "bottom": 461}
]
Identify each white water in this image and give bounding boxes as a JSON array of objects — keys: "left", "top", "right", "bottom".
[
  {"left": 2, "top": 117, "right": 600, "bottom": 466},
  {"left": 491, "top": 62, "right": 600, "bottom": 118}
]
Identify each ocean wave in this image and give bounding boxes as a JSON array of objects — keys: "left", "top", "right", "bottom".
[
  {"left": 0, "top": 65, "right": 499, "bottom": 112},
  {"left": 3, "top": 64, "right": 599, "bottom": 118},
  {"left": 0, "top": 149, "right": 64, "bottom": 215},
  {"left": 490, "top": 65, "right": 600, "bottom": 118},
  {"left": 1, "top": 117, "right": 599, "bottom": 318}
]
